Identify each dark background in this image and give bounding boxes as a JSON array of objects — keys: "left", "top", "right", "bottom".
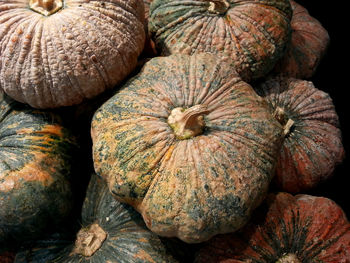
[{"left": 295, "top": 1, "right": 349, "bottom": 216}]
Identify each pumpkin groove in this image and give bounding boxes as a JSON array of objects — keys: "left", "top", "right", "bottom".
[
  {"left": 194, "top": 193, "right": 350, "bottom": 262},
  {"left": 149, "top": 0, "right": 292, "bottom": 80},
  {"left": 92, "top": 53, "right": 284, "bottom": 243}
]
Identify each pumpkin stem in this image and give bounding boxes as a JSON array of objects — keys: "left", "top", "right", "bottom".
[
  {"left": 276, "top": 253, "right": 301, "bottom": 263},
  {"left": 208, "top": 0, "right": 230, "bottom": 15},
  {"left": 168, "top": 105, "right": 210, "bottom": 140},
  {"left": 72, "top": 223, "right": 107, "bottom": 257},
  {"left": 273, "top": 106, "right": 295, "bottom": 137},
  {"left": 29, "top": 0, "right": 63, "bottom": 16}
]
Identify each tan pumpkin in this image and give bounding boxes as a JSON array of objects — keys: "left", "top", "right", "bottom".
[
  {"left": 273, "top": 0, "right": 330, "bottom": 78},
  {"left": 148, "top": 0, "right": 292, "bottom": 80},
  {"left": 91, "top": 53, "right": 284, "bottom": 243},
  {"left": 255, "top": 77, "right": 344, "bottom": 193},
  {"left": 195, "top": 192, "right": 350, "bottom": 262},
  {"left": 0, "top": 0, "right": 145, "bottom": 108}
]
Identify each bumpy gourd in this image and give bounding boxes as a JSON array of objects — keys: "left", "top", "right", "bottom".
[
  {"left": 255, "top": 77, "right": 344, "bottom": 193},
  {"left": 149, "top": 0, "right": 292, "bottom": 80},
  {"left": 91, "top": 53, "right": 284, "bottom": 243},
  {"left": 0, "top": 91, "right": 76, "bottom": 248},
  {"left": 195, "top": 192, "right": 350, "bottom": 262},
  {"left": 0, "top": 0, "right": 145, "bottom": 108}
]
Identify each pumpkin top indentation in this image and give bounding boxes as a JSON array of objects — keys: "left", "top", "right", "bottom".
[{"left": 29, "top": 0, "right": 63, "bottom": 16}]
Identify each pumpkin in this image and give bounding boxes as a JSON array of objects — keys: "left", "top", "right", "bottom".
[
  {"left": 272, "top": 0, "right": 330, "bottom": 79},
  {"left": 91, "top": 53, "right": 284, "bottom": 243},
  {"left": 148, "top": 0, "right": 292, "bottom": 80},
  {"left": 15, "top": 173, "right": 186, "bottom": 263},
  {"left": 194, "top": 192, "right": 350, "bottom": 262},
  {"left": 0, "top": 91, "right": 77, "bottom": 248},
  {"left": 255, "top": 77, "right": 344, "bottom": 193},
  {"left": 0, "top": 0, "right": 145, "bottom": 108}
]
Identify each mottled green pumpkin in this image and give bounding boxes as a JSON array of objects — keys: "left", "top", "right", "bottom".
[
  {"left": 91, "top": 53, "right": 284, "bottom": 243},
  {"left": 0, "top": 91, "right": 77, "bottom": 248},
  {"left": 255, "top": 77, "right": 344, "bottom": 193},
  {"left": 148, "top": 0, "right": 292, "bottom": 80},
  {"left": 195, "top": 192, "right": 350, "bottom": 262},
  {"left": 14, "top": 173, "right": 186, "bottom": 263}
]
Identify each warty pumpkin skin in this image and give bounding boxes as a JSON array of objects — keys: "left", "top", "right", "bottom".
[
  {"left": 18, "top": 173, "right": 182, "bottom": 263},
  {"left": 272, "top": 0, "right": 330, "bottom": 79},
  {"left": 148, "top": 0, "right": 292, "bottom": 80},
  {"left": 194, "top": 192, "right": 350, "bottom": 263},
  {"left": 0, "top": 91, "right": 77, "bottom": 248},
  {"left": 255, "top": 77, "right": 344, "bottom": 193},
  {"left": 91, "top": 53, "right": 284, "bottom": 243},
  {"left": 0, "top": 0, "right": 145, "bottom": 109}
]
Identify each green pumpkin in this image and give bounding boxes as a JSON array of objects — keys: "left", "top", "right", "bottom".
[
  {"left": 15, "top": 173, "right": 189, "bottom": 262},
  {"left": 0, "top": 91, "right": 77, "bottom": 248}
]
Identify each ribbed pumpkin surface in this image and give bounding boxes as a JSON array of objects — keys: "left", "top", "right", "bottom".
[
  {"left": 195, "top": 192, "right": 350, "bottom": 262},
  {"left": 0, "top": 0, "right": 145, "bottom": 108},
  {"left": 273, "top": 0, "right": 330, "bottom": 78},
  {"left": 43, "top": 174, "right": 180, "bottom": 263},
  {"left": 0, "top": 91, "right": 76, "bottom": 247},
  {"left": 149, "top": 0, "right": 292, "bottom": 80},
  {"left": 255, "top": 77, "right": 344, "bottom": 193},
  {"left": 91, "top": 53, "right": 283, "bottom": 243}
]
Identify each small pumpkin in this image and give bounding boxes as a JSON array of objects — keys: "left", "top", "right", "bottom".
[
  {"left": 194, "top": 192, "right": 350, "bottom": 262},
  {"left": 273, "top": 0, "right": 330, "bottom": 78},
  {"left": 255, "top": 77, "right": 344, "bottom": 193},
  {"left": 0, "top": 0, "right": 145, "bottom": 108},
  {"left": 91, "top": 53, "right": 284, "bottom": 243},
  {"left": 15, "top": 173, "right": 185, "bottom": 263},
  {"left": 148, "top": 0, "right": 292, "bottom": 80},
  {"left": 0, "top": 91, "right": 77, "bottom": 248}
]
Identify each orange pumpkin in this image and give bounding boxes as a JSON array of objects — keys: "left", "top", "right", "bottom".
[
  {"left": 195, "top": 192, "right": 350, "bottom": 262},
  {"left": 273, "top": 0, "right": 330, "bottom": 78},
  {"left": 148, "top": 0, "right": 292, "bottom": 80},
  {"left": 91, "top": 53, "right": 284, "bottom": 243},
  {"left": 255, "top": 77, "right": 344, "bottom": 193},
  {"left": 0, "top": 0, "right": 145, "bottom": 108}
]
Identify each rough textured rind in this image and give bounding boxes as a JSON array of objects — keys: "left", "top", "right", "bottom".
[
  {"left": 0, "top": 0, "right": 145, "bottom": 108},
  {"left": 255, "top": 77, "right": 345, "bottom": 193},
  {"left": 194, "top": 192, "right": 350, "bottom": 263},
  {"left": 0, "top": 91, "right": 76, "bottom": 248},
  {"left": 273, "top": 0, "right": 330, "bottom": 79},
  {"left": 32, "top": 174, "right": 180, "bottom": 263},
  {"left": 91, "top": 53, "right": 284, "bottom": 243},
  {"left": 149, "top": 0, "right": 292, "bottom": 80}
]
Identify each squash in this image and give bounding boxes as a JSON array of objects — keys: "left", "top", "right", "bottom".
[
  {"left": 91, "top": 53, "right": 284, "bottom": 243},
  {"left": 0, "top": 0, "right": 145, "bottom": 108},
  {"left": 255, "top": 77, "right": 344, "bottom": 193},
  {"left": 194, "top": 192, "right": 350, "bottom": 262},
  {"left": 14, "top": 173, "right": 186, "bottom": 263},
  {"left": 273, "top": 0, "right": 330, "bottom": 79},
  {"left": 148, "top": 0, "right": 292, "bottom": 80},
  {"left": 0, "top": 91, "right": 77, "bottom": 248}
]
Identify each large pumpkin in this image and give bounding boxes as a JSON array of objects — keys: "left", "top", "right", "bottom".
[
  {"left": 255, "top": 77, "right": 344, "bottom": 193},
  {"left": 0, "top": 0, "right": 145, "bottom": 108},
  {"left": 14, "top": 174, "right": 186, "bottom": 263},
  {"left": 0, "top": 91, "right": 77, "bottom": 248},
  {"left": 273, "top": 0, "right": 330, "bottom": 79},
  {"left": 148, "top": 0, "right": 292, "bottom": 80},
  {"left": 195, "top": 192, "right": 350, "bottom": 262},
  {"left": 91, "top": 53, "right": 284, "bottom": 243}
]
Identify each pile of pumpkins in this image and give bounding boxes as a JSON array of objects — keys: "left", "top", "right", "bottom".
[{"left": 0, "top": 0, "right": 349, "bottom": 262}]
